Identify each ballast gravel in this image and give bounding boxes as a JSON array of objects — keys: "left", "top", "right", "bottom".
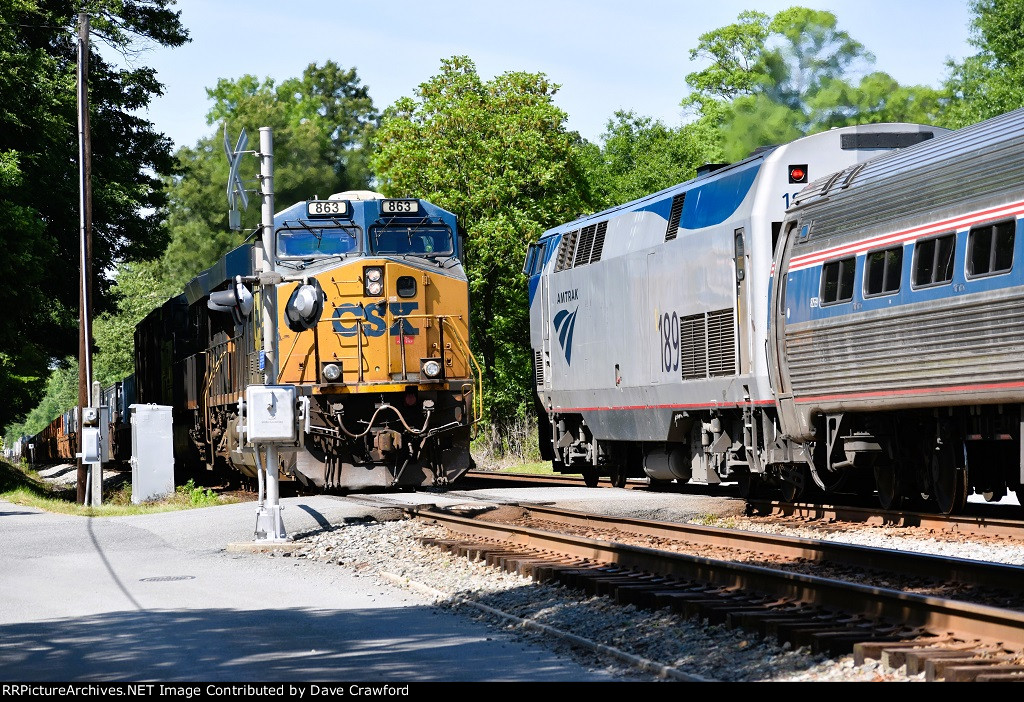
[{"left": 290, "top": 517, "right": 924, "bottom": 682}]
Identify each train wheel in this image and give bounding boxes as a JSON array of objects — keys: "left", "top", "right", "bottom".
[
  {"left": 735, "top": 468, "right": 761, "bottom": 499},
  {"left": 778, "top": 464, "right": 810, "bottom": 502},
  {"left": 609, "top": 466, "right": 627, "bottom": 488},
  {"left": 873, "top": 459, "right": 903, "bottom": 510},
  {"left": 582, "top": 467, "right": 599, "bottom": 488},
  {"left": 932, "top": 441, "right": 968, "bottom": 515}
]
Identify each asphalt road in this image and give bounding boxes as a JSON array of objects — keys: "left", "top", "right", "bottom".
[{"left": 0, "top": 494, "right": 627, "bottom": 683}]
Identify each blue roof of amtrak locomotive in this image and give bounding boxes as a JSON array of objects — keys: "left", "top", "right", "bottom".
[{"left": 536, "top": 147, "right": 775, "bottom": 245}]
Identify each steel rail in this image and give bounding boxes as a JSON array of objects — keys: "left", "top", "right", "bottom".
[
  {"left": 408, "top": 505, "right": 1024, "bottom": 650},
  {"left": 750, "top": 499, "right": 1024, "bottom": 539}
]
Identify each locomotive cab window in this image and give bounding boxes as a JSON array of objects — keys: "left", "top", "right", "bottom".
[
  {"left": 912, "top": 233, "right": 955, "bottom": 288},
  {"left": 864, "top": 245, "right": 903, "bottom": 297},
  {"left": 277, "top": 222, "right": 360, "bottom": 258},
  {"left": 370, "top": 224, "right": 454, "bottom": 257},
  {"left": 967, "top": 219, "right": 1015, "bottom": 278},
  {"left": 820, "top": 257, "right": 855, "bottom": 305}
]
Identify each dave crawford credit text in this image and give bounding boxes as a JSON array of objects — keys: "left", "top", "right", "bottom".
[{"left": 2, "top": 685, "right": 412, "bottom": 698}]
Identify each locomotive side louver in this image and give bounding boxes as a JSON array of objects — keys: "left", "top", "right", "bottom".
[
  {"left": 589, "top": 221, "right": 607, "bottom": 263},
  {"left": 665, "top": 193, "right": 685, "bottom": 241},
  {"left": 707, "top": 309, "right": 737, "bottom": 376},
  {"left": 534, "top": 350, "right": 545, "bottom": 386},
  {"left": 555, "top": 229, "right": 579, "bottom": 271},
  {"left": 574, "top": 224, "right": 596, "bottom": 267},
  {"left": 681, "top": 308, "right": 737, "bottom": 379},
  {"left": 680, "top": 313, "right": 707, "bottom": 380}
]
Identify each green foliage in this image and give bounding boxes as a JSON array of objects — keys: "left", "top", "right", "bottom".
[
  {"left": 159, "top": 61, "right": 378, "bottom": 290},
  {"left": 371, "top": 56, "right": 594, "bottom": 422},
  {"left": 175, "top": 479, "right": 219, "bottom": 507},
  {"left": 4, "top": 359, "right": 78, "bottom": 445},
  {"left": 944, "top": 0, "right": 1024, "bottom": 127},
  {"left": 93, "top": 259, "right": 180, "bottom": 385},
  {"left": 683, "top": 6, "right": 945, "bottom": 158},
  {"left": 578, "top": 110, "right": 724, "bottom": 207},
  {"left": 0, "top": 0, "right": 187, "bottom": 431}
]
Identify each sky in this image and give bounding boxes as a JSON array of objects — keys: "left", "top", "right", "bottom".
[{"left": 119, "top": 0, "right": 977, "bottom": 151}]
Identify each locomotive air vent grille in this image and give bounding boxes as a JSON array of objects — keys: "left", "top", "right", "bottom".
[
  {"left": 665, "top": 193, "right": 685, "bottom": 241},
  {"left": 534, "top": 350, "right": 545, "bottom": 386},
  {"left": 574, "top": 224, "right": 597, "bottom": 267},
  {"left": 680, "top": 309, "right": 736, "bottom": 379},
  {"left": 555, "top": 229, "right": 579, "bottom": 272},
  {"left": 680, "top": 313, "right": 707, "bottom": 380},
  {"left": 589, "top": 221, "right": 608, "bottom": 263},
  {"left": 707, "top": 309, "right": 737, "bottom": 376}
]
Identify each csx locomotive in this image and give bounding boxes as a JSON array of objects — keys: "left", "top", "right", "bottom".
[
  {"left": 132, "top": 190, "right": 480, "bottom": 491},
  {"left": 523, "top": 116, "right": 1024, "bottom": 513}
]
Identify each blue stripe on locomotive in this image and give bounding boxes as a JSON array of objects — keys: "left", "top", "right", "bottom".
[
  {"left": 784, "top": 219, "right": 1024, "bottom": 325},
  {"left": 527, "top": 159, "right": 762, "bottom": 306}
]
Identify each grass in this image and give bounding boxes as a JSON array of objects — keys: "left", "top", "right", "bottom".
[
  {"left": 484, "top": 461, "right": 554, "bottom": 475},
  {"left": 0, "top": 460, "right": 241, "bottom": 516}
]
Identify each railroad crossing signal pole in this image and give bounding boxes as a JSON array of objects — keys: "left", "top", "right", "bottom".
[
  {"left": 223, "top": 126, "right": 289, "bottom": 542},
  {"left": 255, "top": 127, "right": 286, "bottom": 542}
]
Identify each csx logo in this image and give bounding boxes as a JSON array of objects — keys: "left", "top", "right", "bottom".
[{"left": 332, "top": 302, "right": 419, "bottom": 337}]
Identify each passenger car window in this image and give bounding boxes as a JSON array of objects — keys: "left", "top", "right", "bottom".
[
  {"left": 912, "top": 233, "right": 955, "bottom": 287},
  {"left": 864, "top": 246, "right": 902, "bottom": 296},
  {"left": 820, "top": 257, "right": 855, "bottom": 305},
  {"left": 967, "top": 220, "right": 1015, "bottom": 277}
]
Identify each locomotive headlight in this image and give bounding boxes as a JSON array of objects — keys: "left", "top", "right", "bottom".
[
  {"left": 322, "top": 363, "right": 342, "bottom": 382},
  {"left": 420, "top": 358, "right": 443, "bottom": 379},
  {"left": 363, "top": 267, "right": 383, "bottom": 297}
]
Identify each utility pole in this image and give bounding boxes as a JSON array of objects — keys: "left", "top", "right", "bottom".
[{"left": 76, "top": 12, "right": 94, "bottom": 505}]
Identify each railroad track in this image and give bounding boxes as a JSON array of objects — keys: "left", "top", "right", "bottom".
[
  {"left": 406, "top": 501, "right": 1024, "bottom": 681},
  {"left": 465, "top": 470, "right": 1024, "bottom": 540}
]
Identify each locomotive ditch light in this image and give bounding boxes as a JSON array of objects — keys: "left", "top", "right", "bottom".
[
  {"left": 363, "top": 266, "right": 384, "bottom": 297},
  {"left": 420, "top": 358, "right": 443, "bottom": 380},
  {"left": 321, "top": 362, "right": 343, "bottom": 382},
  {"left": 285, "top": 278, "right": 325, "bottom": 332}
]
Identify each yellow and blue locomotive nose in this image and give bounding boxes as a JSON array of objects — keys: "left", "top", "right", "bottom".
[{"left": 277, "top": 259, "right": 471, "bottom": 390}]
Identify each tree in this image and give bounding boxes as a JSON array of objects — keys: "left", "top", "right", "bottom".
[
  {"left": 683, "top": 6, "right": 943, "bottom": 157},
  {"left": 0, "top": 0, "right": 188, "bottom": 432},
  {"left": 577, "top": 110, "right": 724, "bottom": 207},
  {"left": 944, "top": 0, "right": 1024, "bottom": 128},
  {"left": 371, "top": 56, "right": 593, "bottom": 423},
  {"left": 159, "top": 61, "right": 378, "bottom": 290}
]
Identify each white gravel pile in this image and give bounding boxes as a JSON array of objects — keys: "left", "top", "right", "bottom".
[{"left": 293, "top": 517, "right": 925, "bottom": 682}]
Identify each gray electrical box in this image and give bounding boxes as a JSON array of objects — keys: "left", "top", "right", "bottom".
[
  {"left": 130, "top": 404, "right": 174, "bottom": 504},
  {"left": 245, "top": 385, "right": 297, "bottom": 442}
]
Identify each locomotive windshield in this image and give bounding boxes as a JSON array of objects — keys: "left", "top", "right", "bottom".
[
  {"left": 276, "top": 220, "right": 361, "bottom": 258},
  {"left": 370, "top": 223, "right": 454, "bottom": 257}
]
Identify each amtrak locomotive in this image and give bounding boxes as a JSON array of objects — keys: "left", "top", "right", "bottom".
[{"left": 525, "top": 120, "right": 974, "bottom": 509}]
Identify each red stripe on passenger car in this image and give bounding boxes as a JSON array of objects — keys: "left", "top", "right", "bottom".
[
  {"left": 795, "top": 380, "right": 1024, "bottom": 404},
  {"left": 789, "top": 201, "right": 1024, "bottom": 272}
]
